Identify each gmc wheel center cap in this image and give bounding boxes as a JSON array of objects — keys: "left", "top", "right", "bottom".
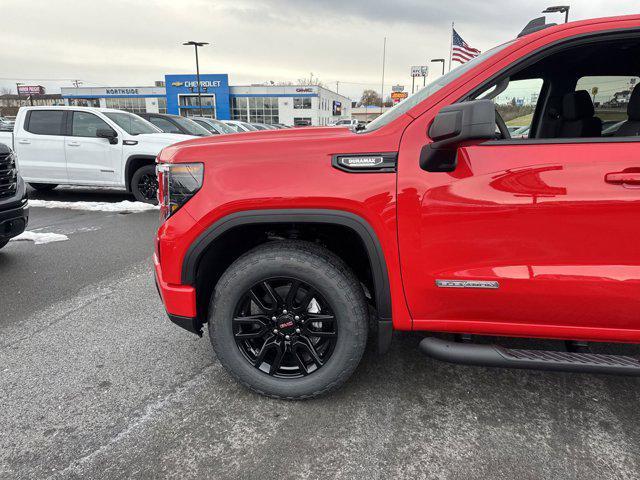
[{"left": 277, "top": 315, "right": 296, "bottom": 334}]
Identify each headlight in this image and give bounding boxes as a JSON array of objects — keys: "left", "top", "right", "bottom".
[{"left": 156, "top": 162, "right": 204, "bottom": 222}]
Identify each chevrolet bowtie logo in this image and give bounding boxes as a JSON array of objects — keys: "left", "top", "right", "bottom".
[{"left": 171, "top": 81, "right": 184, "bottom": 87}]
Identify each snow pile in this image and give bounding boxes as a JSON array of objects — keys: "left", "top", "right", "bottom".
[
  {"left": 10, "top": 231, "right": 69, "bottom": 245},
  {"left": 29, "top": 200, "right": 159, "bottom": 213}
]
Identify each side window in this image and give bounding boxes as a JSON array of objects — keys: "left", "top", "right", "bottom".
[
  {"left": 492, "top": 79, "right": 543, "bottom": 139},
  {"left": 576, "top": 76, "right": 640, "bottom": 136},
  {"left": 25, "top": 110, "right": 65, "bottom": 135},
  {"left": 148, "top": 117, "right": 181, "bottom": 134},
  {"left": 72, "top": 112, "right": 111, "bottom": 137}
]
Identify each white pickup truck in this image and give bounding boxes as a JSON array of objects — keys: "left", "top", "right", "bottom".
[{"left": 0, "top": 106, "right": 196, "bottom": 203}]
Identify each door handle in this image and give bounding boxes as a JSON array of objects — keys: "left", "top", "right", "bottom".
[
  {"left": 605, "top": 171, "right": 640, "bottom": 185},
  {"left": 17, "top": 139, "right": 30, "bottom": 144},
  {"left": 67, "top": 141, "right": 81, "bottom": 146}
]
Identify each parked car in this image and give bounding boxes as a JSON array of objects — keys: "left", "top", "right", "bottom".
[
  {"left": 330, "top": 118, "right": 358, "bottom": 129},
  {"left": 0, "top": 144, "right": 28, "bottom": 250},
  {"left": 222, "top": 120, "right": 258, "bottom": 133},
  {"left": 253, "top": 123, "right": 279, "bottom": 131},
  {"left": 190, "top": 117, "right": 235, "bottom": 135},
  {"left": 0, "top": 116, "right": 15, "bottom": 126},
  {"left": 155, "top": 14, "right": 640, "bottom": 400},
  {"left": 138, "top": 113, "right": 211, "bottom": 137},
  {"left": 0, "top": 106, "right": 196, "bottom": 203},
  {"left": 511, "top": 125, "right": 530, "bottom": 138}
]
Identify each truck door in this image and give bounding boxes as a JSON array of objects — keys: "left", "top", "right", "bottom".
[
  {"left": 16, "top": 110, "right": 68, "bottom": 182},
  {"left": 397, "top": 81, "right": 640, "bottom": 338},
  {"left": 65, "top": 111, "right": 121, "bottom": 185}
]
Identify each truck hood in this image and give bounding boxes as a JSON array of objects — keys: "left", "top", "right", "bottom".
[{"left": 170, "top": 126, "right": 354, "bottom": 148}]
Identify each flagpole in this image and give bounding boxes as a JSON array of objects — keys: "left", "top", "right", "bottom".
[{"left": 448, "top": 22, "right": 454, "bottom": 72}]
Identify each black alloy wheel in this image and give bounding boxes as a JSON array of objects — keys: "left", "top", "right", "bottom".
[
  {"left": 208, "top": 241, "right": 369, "bottom": 399},
  {"left": 131, "top": 164, "right": 159, "bottom": 204},
  {"left": 137, "top": 172, "right": 158, "bottom": 202},
  {"left": 233, "top": 277, "right": 338, "bottom": 378}
]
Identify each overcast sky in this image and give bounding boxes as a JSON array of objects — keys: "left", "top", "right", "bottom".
[{"left": 2, "top": 0, "right": 639, "bottom": 100}]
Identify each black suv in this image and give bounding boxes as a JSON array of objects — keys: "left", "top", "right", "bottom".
[{"left": 0, "top": 144, "right": 28, "bottom": 250}]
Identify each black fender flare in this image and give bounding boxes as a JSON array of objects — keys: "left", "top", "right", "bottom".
[
  {"left": 124, "top": 155, "right": 156, "bottom": 192},
  {"left": 181, "top": 209, "right": 393, "bottom": 351}
]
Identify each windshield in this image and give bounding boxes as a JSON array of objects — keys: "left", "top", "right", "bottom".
[
  {"left": 104, "top": 112, "right": 159, "bottom": 135},
  {"left": 363, "top": 41, "right": 514, "bottom": 132},
  {"left": 196, "top": 118, "right": 234, "bottom": 134},
  {"left": 171, "top": 116, "right": 212, "bottom": 136}
]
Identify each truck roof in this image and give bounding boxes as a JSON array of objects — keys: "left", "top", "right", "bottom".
[{"left": 17, "top": 105, "right": 133, "bottom": 114}]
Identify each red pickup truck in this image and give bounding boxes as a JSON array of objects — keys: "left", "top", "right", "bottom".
[{"left": 155, "top": 14, "right": 640, "bottom": 399}]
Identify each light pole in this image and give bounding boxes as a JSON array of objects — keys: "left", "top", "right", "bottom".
[
  {"left": 431, "top": 59, "right": 445, "bottom": 76},
  {"left": 543, "top": 5, "right": 570, "bottom": 23},
  {"left": 183, "top": 41, "right": 209, "bottom": 117}
]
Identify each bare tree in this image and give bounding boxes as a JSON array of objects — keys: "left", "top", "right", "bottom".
[
  {"left": 297, "top": 73, "right": 324, "bottom": 87},
  {"left": 0, "top": 86, "right": 13, "bottom": 95},
  {"left": 358, "top": 89, "right": 382, "bottom": 107}
]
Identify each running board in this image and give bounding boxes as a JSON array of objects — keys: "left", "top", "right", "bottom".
[{"left": 419, "top": 337, "right": 640, "bottom": 376}]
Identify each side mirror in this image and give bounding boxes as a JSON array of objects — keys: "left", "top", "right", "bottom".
[
  {"left": 420, "top": 99, "right": 496, "bottom": 172},
  {"left": 96, "top": 128, "right": 118, "bottom": 145}
]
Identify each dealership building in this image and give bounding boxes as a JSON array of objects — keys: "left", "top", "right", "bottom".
[{"left": 60, "top": 74, "right": 351, "bottom": 127}]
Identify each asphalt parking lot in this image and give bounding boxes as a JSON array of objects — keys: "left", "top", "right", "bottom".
[{"left": 2, "top": 187, "right": 640, "bottom": 480}]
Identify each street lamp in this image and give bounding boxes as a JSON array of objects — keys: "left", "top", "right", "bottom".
[
  {"left": 182, "top": 41, "right": 209, "bottom": 116},
  {"left": 431, "top": 59, "right": 445, "bottom": 76},
  {"left": 543, "top": 5, "right": 570, "bottom": 23}
]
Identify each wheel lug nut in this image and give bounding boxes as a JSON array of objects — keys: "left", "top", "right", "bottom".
[
  {"left": 295, "top": 328, "right": 301, "bottom": 333},
  {"left": 285, "top": 335, "right": 290, "bottom": 340},
  {"left": 294, "top": 315, "right": 300, "bottom": 321},
  {"left": 273, "top": 329, "right": 278, "bottom": 334},
  {"left": 271, "top": 316, "right": 277, "bottom": 321},
  {"left": 283, "top": 309, "right": 288, "bottom": 314}
]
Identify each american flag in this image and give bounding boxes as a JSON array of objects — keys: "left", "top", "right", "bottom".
[{"left": 451, "top": 28, "right": 480, "bottom": 64}]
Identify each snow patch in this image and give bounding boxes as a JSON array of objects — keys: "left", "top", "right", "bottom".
[
  {"left": 10, "top": 231, "right": 69, "bottom": 245},
  {"left": 29, "top": 200, "right": 159, "bottom": 213}
]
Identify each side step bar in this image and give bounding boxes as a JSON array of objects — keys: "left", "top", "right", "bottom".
[{"left": 419, "top": 337, "right": 640, "bottom": 376}]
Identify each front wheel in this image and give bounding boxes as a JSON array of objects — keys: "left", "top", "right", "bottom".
[
  {"left": 209, "top": 241, "right": 368, "bottom": 399},
  {"left": 131, "top": 165, "right": 158, "bottom": 204}
]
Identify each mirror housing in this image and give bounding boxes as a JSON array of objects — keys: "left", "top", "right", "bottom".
[
  {"left": 420, "top": 99, "right": 496, "bottom": 172},
  {"left": 96, "top": 127, "right": 118, "bottom": 144}
]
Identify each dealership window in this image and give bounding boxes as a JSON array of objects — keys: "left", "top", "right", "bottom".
[
  {"left": 68, "top": 98, "right": 100, "bottom": 108},
  {"left": 105, "top": 97, "right": 146, "bottom": 113},
  {"left": 71, "top": 112, "right": 111, "bottom": 137},
  {"left": 294, "top": 97, "right": 312, "bottom": 109},
  {"left": 232, "top": 97, "right": 279, "bottom": 124},
  {"left": 157, "top": 97, "right": 167, "bottom": 114},
  {"left": 179, "top": 95, "right": 216, "bottom": 118},
  {"left": 179, "top": 94, "right": 215, "bottom": 108}
]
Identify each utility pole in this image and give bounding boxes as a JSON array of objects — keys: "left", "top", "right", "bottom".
[
  {"left": 380, "top": 37, "right": 386, "bottom": 115},
  {"left": 336, "top": 81, "right": 339, "bottom": 94},
  {"left": 183, "top": 41, "right": 209, "bottom": 116}
]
